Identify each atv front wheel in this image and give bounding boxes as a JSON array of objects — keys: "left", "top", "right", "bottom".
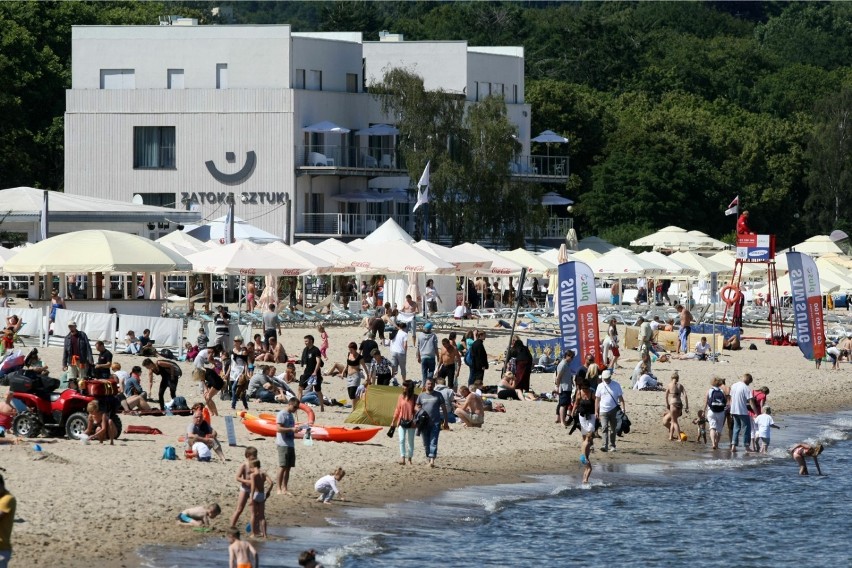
[{"left": 12, "top": 412, "right": 43, "bottom": 438}]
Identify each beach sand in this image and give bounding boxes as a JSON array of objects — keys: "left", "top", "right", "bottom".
[{"left": 2, "top": 320, "right": 851, "bottom": 567}]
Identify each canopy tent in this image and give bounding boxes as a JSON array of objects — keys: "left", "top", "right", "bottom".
[
  {"left": 707, "top": 251, "right": 766, "bottom": 278},
  {"left": 303, "top": 121, "right": 351, "bottom": 134},
  {"left": 0, "top": 247, "right": 16, "bottom": 273},
  {"left": 4, "top": 229, "right": 191, "bottom": 273},
  {"left": 355, "top": 124, "right": 399, "bottom": 136},
  {"left": 361, "top": 218, "right": 414, "bottom": 245},
  {"left": 292, "top": 241, "right": 349, "bottom": 273},
  {"left": 783, "top": 235, "right": 844, "bottom": 257},
  {"left": 343, "top": 240, "right": 455, "bottom": 274},
  {"left": 185, "top": 240, "right": 327, "bottom": 276},
  {"left": 183, "top": 216, "right": 282, "bottom": 244},
  {"left": 668, "top": 251, "right": 733, "bottom": 278},
  {"left": 814, "top": 257, "right": 852, "bottom": 287},
  {"left": 588, "top": 247, "right": 666, "bottom": 277},
  {"left": 155, "top": 231, "right": 210, "bottom": 255},
  {"left": 753, "top": 270, "right": 843, "bottom": 297},
  {"left": 578, "top": 236, "right": 617, "bottom": 254},
  {"left": 631, "top": 225, "right": 727, "bottom": 252},
  {"left": 315, "top": 238, "right": 358, "bottom": 258},
  {"left": 413, "top": 241, "right": 492, "bottom": 273},
  {"left": 452, "top": 243, "right": 524, "bottom": 275},
  {"left": 571, "top": 249, "right": 602, "bottom": 263},
  {"left": 637, "top": 251, "right": 699, "bottom": 277},
  {"left": 263, "top": 242, "right": 337, "bottom": 275},
  {"left": 499, "top": 248, "right": 557, "bottom": 276},
  {"left": 541, "top": 192, "right": 573, "bottom": 206},
  {"left": 820, "top": 253, "right": 852, "bottom": 271}
]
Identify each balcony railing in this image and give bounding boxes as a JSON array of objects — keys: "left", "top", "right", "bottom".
[
  {"left": 511, "top": 155, "right": 569, "bottom": 178},
  {"left": 296, "top": 145, "right": 404, "bottom": 170},
  {"left": 299, "top": 213, "right": 415, "bottom": 237}
]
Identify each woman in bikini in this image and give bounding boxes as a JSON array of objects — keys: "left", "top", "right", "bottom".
[
  {"left": 325, "top": 342, "right": 369, "bottom": 401},
  {"left": 663, "top": 372, "right": 689, "bottom": 441}
]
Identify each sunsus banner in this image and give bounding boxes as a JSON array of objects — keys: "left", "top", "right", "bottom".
[
  {"left": 557, "top": 261, "right": 602, "bottom": 373},
  {"left": 786, "top": 252, "right": 826, "bottom": 361}
]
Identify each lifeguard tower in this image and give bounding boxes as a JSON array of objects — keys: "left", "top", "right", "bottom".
[{"left": 721, "top": 233, "right": 787, "bottom": 343}]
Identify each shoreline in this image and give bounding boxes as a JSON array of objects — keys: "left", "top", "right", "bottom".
[{"left": 5, "top": 322, "right": 852, "bottom": 567}]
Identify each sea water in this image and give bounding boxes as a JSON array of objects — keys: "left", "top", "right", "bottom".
[{"left": 141, "top": 411, "right": 852, "bottom": 567}]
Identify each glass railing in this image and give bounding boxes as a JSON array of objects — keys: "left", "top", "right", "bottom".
[
  {"left": 296, "top": 146, "right": 404, "bottom": 170},
  {"left": 300, "top": 213, "right": 415, "bottom": 236}
]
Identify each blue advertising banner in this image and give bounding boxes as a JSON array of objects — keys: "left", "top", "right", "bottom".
[
  {"left": 786, "top": 252, "right": 825, "bottom": 361},
  {"left": 556, "top": 261, "right": 601, "bottom": 373}
]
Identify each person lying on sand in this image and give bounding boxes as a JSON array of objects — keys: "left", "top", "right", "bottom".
[{"left": 176, "top": 503, "right": 221, "bottom": 527}]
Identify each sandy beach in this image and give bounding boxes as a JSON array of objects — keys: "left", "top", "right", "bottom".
[{"left": 2, "top": 318, "right": 851, "bottom": 567}]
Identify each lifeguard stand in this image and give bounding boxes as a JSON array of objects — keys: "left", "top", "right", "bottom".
[{"left": 721, "top": 234, "right": 787, "bottom": 342}]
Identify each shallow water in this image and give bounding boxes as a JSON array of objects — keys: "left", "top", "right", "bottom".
[{"left": 140, "top": 411, "right": 852, "bottom": 567}]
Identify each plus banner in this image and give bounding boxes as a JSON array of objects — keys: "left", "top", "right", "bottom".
[
  {"left": 557, "top": 261, "right": 602, "bottom": 372},
  {"left": 786, "top": 252, "right": 826, "bottom": 361}
]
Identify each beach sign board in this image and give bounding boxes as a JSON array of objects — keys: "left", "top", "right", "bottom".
[
  {"left": 786, "top": 252, "right": 826, "bottom": 361},
  {"left": 557, "top": 261, "right": 603, "bottom": 372}
]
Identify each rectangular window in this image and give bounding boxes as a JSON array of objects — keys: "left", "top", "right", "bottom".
[
  {"left": 513, "top": 84, "right": 518, "bottom": 104},
  {"left": 346, "top": 73, "right": 358, "bottom": 93},
  {"left": 133, "top": 126, "right": 176, "bottom": 169},
  {"left": 139, "top": 193, "right": 176, "bottom": 208},
  {"left": 475, "top": 82, "right": 479, "bottom": 102},
  {"left": 167, "top": 69, "right": 184, "bottom": 89},
  {"left": 308, "top": 69, "right": 322, "bottom": 91},
  {"left": 216, "top": 63, "right": 228, "bottom": 89},
  {"left": 294, "top": 69, "right": 305, "bottom": 89},
  {"left": 100, "top": 69, "right": 135, "bottom": 89}
]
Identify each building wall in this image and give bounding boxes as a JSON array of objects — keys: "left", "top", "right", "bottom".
[
  {"left": 72, "top": 25, "right": 292, "bottom": 89},
  {"left": 467, "top": 51, "right": 525, "bottom": 104},
  {"left": 292, "top": 36, "right": 363, "bottom": 93},
  {"left": 65, "top": 89, "right": 295, "bottom": 238},
  {"left": 363, "top": 41, "right": 469, "bottom": 95}
]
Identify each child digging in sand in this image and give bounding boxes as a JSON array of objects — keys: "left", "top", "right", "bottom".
[
  {"left": 249, "top": 459, "right": 273, "bottom": 538},
  {"left": 314, "top": 468, "right": 346, "bottom": 504},
  {"left": 176, "top": 503, "right": 221, "bottom": 526},
  {"left": 692, "top": 410, "right": 708, "bottom": 444},
  {"left": 228, "top": 527, "right": 259, "bottom": 568},
  {"left": 229, "top": 447, "right": 258, "bottom": 530}
]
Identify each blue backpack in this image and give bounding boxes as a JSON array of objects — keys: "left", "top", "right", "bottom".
[{"left": 162, "top": 446, "right": 177, "bottom": 460}]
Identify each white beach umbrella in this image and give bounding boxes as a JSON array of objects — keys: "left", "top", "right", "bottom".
[
  {"left": 637, "top": 251, "right": 699, "bottom": 277},
  {"left": 707, "top": 250, "right": 766, "bottom": 278},
  {"left": 344, "top": 240, "right": 455, "bottom": 274},
  {"left": 156, "top": 231, "right": 210, "bottom": 254},
  {"left": 783, "top": 235, "right": 845, "bottom": 257},
  {"left": 669, "top": 251, "right": 734, "bottom": 278},
  {"left": 264, "top": 242, "right": 337, "bottom": 275},
  {"left": 588, "top": 247, "right": 666, "bottom": 277},
  {"left": 499, "top": 248, "right": 557, "bottom": 276},
  {"left": 185, "top": 240, "right": 322, "bottom": 276},
  {"left": 452, "top": 243, "right": 524, "bottom": 275},
  {"left": 413, "top": 241, "right": 492, "bottom": 273},
  {"left": 572, "top": 249, "right": 601, "bottom": 263}
]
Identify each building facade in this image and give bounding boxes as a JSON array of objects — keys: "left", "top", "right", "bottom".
[{"left": 65, "top": 23, "right": 564, "bottom": 243}]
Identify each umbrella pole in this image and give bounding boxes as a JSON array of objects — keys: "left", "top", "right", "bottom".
[{"left": 238, "top": 275, "right": 242, "bottom": 320}]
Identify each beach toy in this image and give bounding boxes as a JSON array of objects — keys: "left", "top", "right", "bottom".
[
  {"left": 679, "top": 432, "right": 688, "bottom": 442},
  {"left": 245, "top": 522, "right": 251, "bottom": 534},
  {"left": 32, "top": 443, "right": 42, "bottom": 452},
  {"left": 580, "top": 454, "right": 588, "bottom": 464}
]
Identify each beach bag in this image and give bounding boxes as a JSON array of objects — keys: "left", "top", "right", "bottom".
[
  {"left": 464, "top": 347, "right": 473, "bottom": 367},
  {"left": 162, "top": 446, "right": 177, "bottom": 460},
  {"left": 708, "top": 388, "right": 726, "bottom": 413},
  {"left": 171, "top": 396, "right": 189, "bottom": 411},
  {"left": 159, "top": 348, "right": 176, "bottom": 361}
]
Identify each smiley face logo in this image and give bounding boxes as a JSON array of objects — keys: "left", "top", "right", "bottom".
[{"left": 205, "top": 151, "right": 257, "bottom": 185}]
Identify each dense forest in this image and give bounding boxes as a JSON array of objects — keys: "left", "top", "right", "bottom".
[{"left": 3, "top": 1, "right": 852, "bottom": 247}]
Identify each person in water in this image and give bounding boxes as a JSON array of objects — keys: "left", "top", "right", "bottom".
[{"left": 790, "top": 442, "right": 823, "bottom": 476}]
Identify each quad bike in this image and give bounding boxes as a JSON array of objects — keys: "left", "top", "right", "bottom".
[{"left": 9, "top": 367, "right": 123, "bottom": 441}]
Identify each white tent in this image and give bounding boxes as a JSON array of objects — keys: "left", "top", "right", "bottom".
[
  {"left": 362, "top": 218, "right": 414, "bottom": 245},
  {"left": 588, "top": 247, "right": 666, "bottom": 277},
  {"left": 637, "top": 251, "right": 699, "bottom": 277},
  {"left": 314, "top": 238, "right": 358, "bottom": 258},
  {"left": 344, "top": 240, "right": 455, "bottom": 274},
  {"left": 156, "top": 231, "right": 209, "bottom": 253},
  {"left": 185, "top": 240, "right": 325, "bottom": 276},
  {"left": 183, "top": 216, "right": 282, "bottom": 244},
  {"left": 499, "top": 248, "right": 557, "bottom": 276},
  {"left": 631, "top": 225, "right": 728, "bottom": 252},
  {"left": 707, "top": 250, "right": 765, "bottom": 278},
  {"left": 669, "top": 251, "right": 733, "bottom": 278},
  {"left": 578, "top": 236, "right": 617, "bottom": 254},
  {"left": 572, "top": 249, "right": 602, "bottom": 263},
  {"left": 264, "top": 242, "right": 337, "bottom": 275},
  {"left": 784, "top": 235, "right": 844, "bottom": 257},
  {"left": 413, "top": 241, "right": 492, "bottom": 273},
  {"left": 292, "top": 241, "right": 349, "bottom": 273}
]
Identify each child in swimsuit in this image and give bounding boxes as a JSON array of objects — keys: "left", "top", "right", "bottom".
[
  {"left": 248, "top": 459, "right": 273, "bottom": 538},
  {"left": 176, "top": 503, "right": 221, "bottom": 526},
  {"left": 229, "top": 446, "right": 258, "bottom": 530},
  {"left": 318, "top": 325, "right": 329, "bottom": 360},
  {"left": 692, "top": 410, "right": 708, "bottom": 444},
  {"left": 227, "top": 527, "right": 258, "bottom": 568}
]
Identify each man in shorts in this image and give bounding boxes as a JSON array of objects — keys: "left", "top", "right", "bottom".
[
  {"left": 299, "top": 335, "right": 324, "bottom": 412},
  {"left": 275, "top": 397, "right": 303, "bottom": 495},
  {"left": 454, "top": 385, "right": 484, "bottom": 427},
  {"left": 389, "top": 322, "right": 409, "bottom": 380}
]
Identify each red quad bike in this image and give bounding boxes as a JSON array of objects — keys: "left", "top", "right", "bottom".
[{"left": 9, "top": 371, "right": 123, "bottom": 441}]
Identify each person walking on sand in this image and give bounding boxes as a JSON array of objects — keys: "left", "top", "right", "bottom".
[
  {"left": 299, "top": 335, "right": 325, "bottom": 412},
  {"left": 555, "top": 350, "right": 575, "bottom": 427},
  {"left": 594, "top": 370, "right": 625, "bottom": 452},
  {"left": 663, "top": 373, "right": 689, "bottom": 442},
  {"left": 63, "top": 321, "right": 93, "bottom": 382},
  {"left": 790, "top": 442, "right": 823, "bottom": 475},
  {"left": 729, "top": 373, "right": 758, "bottom": 452},
  {"left": 415, "top": 378, "right": 450, "bottom": 467},
  {"left": 704, "top": 377, "right": 729, "bottom": 450},
  {"left": 228, "top": 527, "right": 258, "bottom": 568},
  {"left": 391, "top": 379, "right": 417, "bottom": 464},
  {"left": 415, "top": 322, "right": 439, "bottom": 386},
  {"left": 276, "top": 398, "right": 306, "bottom": 494},
  {"left": 676, "top": 305, "right": 694, "bottom": 354},
  {"left": 0, "top": 474, "right": 16, "bottom": 568}
]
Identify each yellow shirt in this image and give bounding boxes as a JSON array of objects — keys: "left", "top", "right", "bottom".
[{"left": 0, "top": 492, "right": 15, "bottom": 550}]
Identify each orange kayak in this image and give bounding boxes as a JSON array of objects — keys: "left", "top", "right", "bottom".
[{"left": 239, "top": 411, "right": 381, "bottom": 443}]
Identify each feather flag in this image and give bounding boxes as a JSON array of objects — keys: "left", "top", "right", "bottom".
[{"left": 413, "top": 161, "right": 430, "bottom": 213}]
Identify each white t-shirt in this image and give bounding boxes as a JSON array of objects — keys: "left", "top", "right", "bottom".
[
  {"left": 695, "top": 342, "right": 711, "bottom": 355},
  {"left": 729, "top": 381, "right": 753, "bottom": 415},
  {"left": 754, "top": 414, "right": 775, "bottom": 438},
  {"left": 650, "top": 320, "right": 661, "bottom": 332},
  {"left": 390, "top": 329, "right": 408, "bottom": 355},
  {"left": 453, "top": 305, "right": 466, "bottom": 319},
  {"left": 595, "top": 380, "right": 624, "bottom": 413},
  {"left": 634, "top": 374, "right": 657, "bottom": 390},
  {"left": 192, "top": 441, "right": 212, "bottom": 460},
  {"left": 314, "top": 474, "right": 340, "bottom": 494},
  {"left": 194, "top": 348, "right": 210, "bottom": 370}
]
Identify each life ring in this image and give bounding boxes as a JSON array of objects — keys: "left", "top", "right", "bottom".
[
  {"left": 297, "top": 403, "right": 316, "bottom": 426},
  {"left": 720, "top": 285, "right": 742, "bottom": 307}
]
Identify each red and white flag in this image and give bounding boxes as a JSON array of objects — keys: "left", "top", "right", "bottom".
[{"left": 725, "top": 195, "right": 739, "bottom": 216}]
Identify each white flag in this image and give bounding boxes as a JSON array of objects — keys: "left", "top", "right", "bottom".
[
  {"left": 725, "top": 195, "right": 738, "bottom": 216},
  {"left": 413, "top": 161, "right": 430, "bottom": 213}
]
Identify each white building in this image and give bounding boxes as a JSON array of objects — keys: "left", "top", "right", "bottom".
[{"left": 65, "top": 23, "right": 564, "bottom": 243}]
